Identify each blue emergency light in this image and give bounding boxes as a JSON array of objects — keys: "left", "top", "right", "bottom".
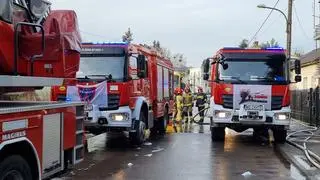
[{"left": 263, "top": 47, "right": 284, "bottom": 51}]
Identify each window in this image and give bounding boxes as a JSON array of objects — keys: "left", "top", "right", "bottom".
[
  {"left": 145, "top": 57, "right": 149, "bottom": 78},
  {"left": 218, "top": 58, "right": 287, "bottom": 85},
  {"left": 163, "top": 68, "right": 169, "bottom": 98},
  {"left": 129, "top": 56, "right": 138, "bottom": 80},
  {"left": 303, "top": 77, "right": 308, "bottom": 89},
  {"left": 312, "top": 76, "right": 318, "bottom": 88},
  {"left": 157, "top": 65, "right": 163, "bottom": 101},
  {"left": 78, "top": 56, "right": 126, "bottom": 81}
]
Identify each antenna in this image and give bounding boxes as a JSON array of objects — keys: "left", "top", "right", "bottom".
[{"left": 312, "top": 0, "right": 318, "bottom": 50}]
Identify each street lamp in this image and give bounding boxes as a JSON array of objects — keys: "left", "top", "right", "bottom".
[{"left": 257, "top": 4, "right": 291, "bottom": 58}]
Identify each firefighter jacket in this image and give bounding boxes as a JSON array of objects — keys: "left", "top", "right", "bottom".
[
  {"left": 196, "top": 93, "right": 207, "bottom": 107},
  {"left": 183, "top": 92, "right": 193, "bottom": 107},
  {"left": 176, "top": 95, "right": 183, "bottom": 110}
]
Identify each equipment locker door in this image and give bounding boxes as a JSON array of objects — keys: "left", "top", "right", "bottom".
[{"left": 42, "top": 113, "right": 63, "bottom": 178}]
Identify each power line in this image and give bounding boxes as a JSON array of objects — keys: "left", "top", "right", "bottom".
[
  {"left": 293, "top": 3, "right": 311, "bottom": 39},
  {"left": 260, "top": 13, "right": 283, "bottom": 36},
  {"left": 248, "top": 0, "right": 281, "bottom": 45}
]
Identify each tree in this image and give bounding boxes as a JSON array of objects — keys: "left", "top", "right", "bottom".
[
  {"left": 250, "top": 41, "right": 261, "bottom": 48},
  {"left": 152, "top": 40, "right": 172, "bottom": 59},
  {"left": 172, "top": 53, "right": 187, "bottom": 67},
  {"left": 122, "top": 28, "right": 133, "bottom": 43},
  {"left": 239, "top": 39, "right": 249, "bottom": 48},
  {"left": 152, "top": 40, "right": 161, "bottom": 50},
  {"left": 260, "top": 38, "right": 279, "bottom": 48},
  {"left": 150, "top": 40, "right": 187, "bottom": 67}
]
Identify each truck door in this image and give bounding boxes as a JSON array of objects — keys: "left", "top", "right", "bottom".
[{"left": 141, "top": 57, "right": 150, "bottom": 101}]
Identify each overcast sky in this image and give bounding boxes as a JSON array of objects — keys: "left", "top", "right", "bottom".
[{"left": 51, "top": 0, "right": 316, "bottom": 67}]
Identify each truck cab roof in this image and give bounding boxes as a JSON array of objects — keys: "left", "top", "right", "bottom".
[{"left": 216, "top": 47, "right": 287, "bottom": 60}]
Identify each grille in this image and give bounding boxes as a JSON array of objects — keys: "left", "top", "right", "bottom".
[
  {"left": 108, "top": 94, "right": 120, "bottom": 110},
  {"left": 222, "top": 95, "right": 233, "bottom": 109},
  {"left": 271, "top": 96, "right": 283, "bottom": 110},
  {"left": 222, "top": 94, "right": 283, "bottom": 110}
]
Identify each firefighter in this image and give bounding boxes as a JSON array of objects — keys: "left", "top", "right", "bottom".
[
  {"left": 183, "top": 86, "right": 193, "bottom": 125},
  {"left": 174, "top": 88, "right": 184, "bottom": 132},
  {"left": 195, "top": 87, "right": 207, "bottom": 124}
]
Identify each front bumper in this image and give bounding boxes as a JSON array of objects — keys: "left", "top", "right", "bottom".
[
  {"left": 208, "top": 104, "right": 291, "bottom": 129},
  {"left": 84, "top": 105, "right": 133, "bottom": 129}
]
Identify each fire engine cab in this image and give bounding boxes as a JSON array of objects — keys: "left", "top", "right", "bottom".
[
  {"left": 202, "top": 47, "right": 301, "bottom": 142},
  {"left": 51, "top": 42, "right": 174, "bottom": 144},
  {"left": 0, "top": 0, "right": 84, "bottom": 179}
]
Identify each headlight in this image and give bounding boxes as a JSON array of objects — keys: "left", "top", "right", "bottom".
[
  {"left": 110, "top": 113, "right": 128, "bottom": 121},
  {"left": 274, "top": 113, "right": 290, "bottom": 120},
  {"left": 214, "top": 111, "right": 231, "bottom": 119}
]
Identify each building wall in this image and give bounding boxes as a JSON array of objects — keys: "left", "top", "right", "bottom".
[
  {"left": 293, "top": 63, "right": 320, "bottom": 90},
  {"left": 187, "top": 68, "right": 209, "bottom": 93}
]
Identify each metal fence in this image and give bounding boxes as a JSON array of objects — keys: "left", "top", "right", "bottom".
[{"left": 291, "top": 87, "right": 320, "bottom": 126}]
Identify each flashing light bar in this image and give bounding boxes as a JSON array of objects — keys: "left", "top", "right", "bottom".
[
  {"left": 82, "top": 42, "right": 128, "bottom": 45},
  {"left": 221, "top": 46, "right": 285, "bottom": 51},
  {"left": 264, "top": 47, "right": 285, "bottom": 51}
]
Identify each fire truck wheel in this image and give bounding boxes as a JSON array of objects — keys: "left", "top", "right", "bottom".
[
  {"left": 211, "top": 127, "right": 225, "bottom": 141},
  {"left": 159, "top": 108, "right": 169, "bottom": 135},
  {"left": 274, "top": 129, "right": 287, "bottom": 143},
  {"left": 130, "top": 114, "right": 146, "bottom": 145},
  {"left": 0, "top": 155, "right": 32, "bottom": 180}
]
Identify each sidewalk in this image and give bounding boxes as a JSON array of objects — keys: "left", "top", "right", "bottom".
[{"left": 277, "top": 119, "right": 320, "bottom": 180}]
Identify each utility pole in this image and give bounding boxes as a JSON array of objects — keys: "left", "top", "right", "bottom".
[{"left": 287, "top": 0, "right": 293, "bottom": 58}]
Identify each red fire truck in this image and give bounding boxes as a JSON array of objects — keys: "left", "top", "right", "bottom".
[
  {"left": 51, "top": 42, "right": 174, "bottom": 144},
  {"left": 0, "top": 0, "right": 84, "bottom": 179},
  {"left": 202, "top": 47, "right": 301, "bottom": 142}
]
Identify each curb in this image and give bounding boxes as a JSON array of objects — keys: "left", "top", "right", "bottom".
[{"left": 276, "top": 143, "right": 320, "bottom": 180}]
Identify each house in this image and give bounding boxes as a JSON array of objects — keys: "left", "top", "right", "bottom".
[{"left": 293, "top": 49, "right": 320, "bottom": 90}]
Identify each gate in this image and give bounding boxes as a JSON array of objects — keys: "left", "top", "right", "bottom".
[{"left": 291, "top": 87, "right": 320, "bottom": 126}]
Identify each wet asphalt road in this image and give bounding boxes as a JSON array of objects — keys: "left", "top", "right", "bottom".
[{"left": 60, "top": 121, "right": 304, "bottom": 180}]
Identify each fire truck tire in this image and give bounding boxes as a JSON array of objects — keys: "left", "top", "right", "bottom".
[
  {"left": 130, "top": 114, "right": 146, "bottom": 145},
  {"left": 211, "top": 127, "right": 225, "bottom": 141},
  {"left": 274, "top": 129, "right": 287, "bottom": 143},
  {"left": 159, "top": 107, "right": 169, "bottom": 135},
  {"left": 0, "top": 155, "right": 33, "bottom": 180}
]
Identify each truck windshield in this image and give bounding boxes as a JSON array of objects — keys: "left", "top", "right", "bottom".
[
  {"left": 77, "top": 56, "right": 125, "bottom": 81},
  {"left": 218, "top": 59, "right": 288, "bottom": 85}
]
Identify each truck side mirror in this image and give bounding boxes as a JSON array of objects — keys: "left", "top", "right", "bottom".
[
  {"left": 203, "top": 58, "right": 210, "bottom": 73},
  {"left": 295, "top": 75, "right": 302, "bottom": 82},
  {"left": 0, "top": 0, "right": 13, "bottom": 23},
  {"left": 222, "top": 63, "right": 228, "bottom": 70},
  {"left": 29, "top": 0, "right": 51, "bottom": 19},
  {"left": 294, "top": 59, "right": 301, "bottom": 75},
  {"left": 203, "top": 73, "right": 209, "bottom": 81},
  {"left": 137, "top": 54, "right": 146, "bottom": 78}
]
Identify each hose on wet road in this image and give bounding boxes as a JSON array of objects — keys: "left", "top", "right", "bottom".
[
  {"left": 191, "top": 106, "right": 210, "bottom": 125},
  {"left": 191, "top": 105, "right": 320, "bottom": 169},
  {"left": 286, "top": 120, "right": 320, "bottom": 169}
]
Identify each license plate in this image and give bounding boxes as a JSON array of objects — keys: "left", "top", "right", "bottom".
[
  {"left": 84, "top": 104, "right": 93, "bottom": 111},
  {"left": 248, "top": 111, "right": 259, "bottom": 116},
  {"left": 243, "top": 104, "right": 263, "bottom": 111}
]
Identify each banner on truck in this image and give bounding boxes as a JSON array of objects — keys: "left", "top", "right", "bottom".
[
  {"left": 233, "top": 85, "right": 272, "bottom": 110},
  {"left": 66, "top": 81, "right": 108, "bottom": 107}
]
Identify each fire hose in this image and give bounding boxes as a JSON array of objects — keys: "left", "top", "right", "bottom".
[
  {"left": 286, "top": 120, "right": 320, "bottom": 169},
  {"left": 192, "top": 106, "right": 211, "bottom": 125}
]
